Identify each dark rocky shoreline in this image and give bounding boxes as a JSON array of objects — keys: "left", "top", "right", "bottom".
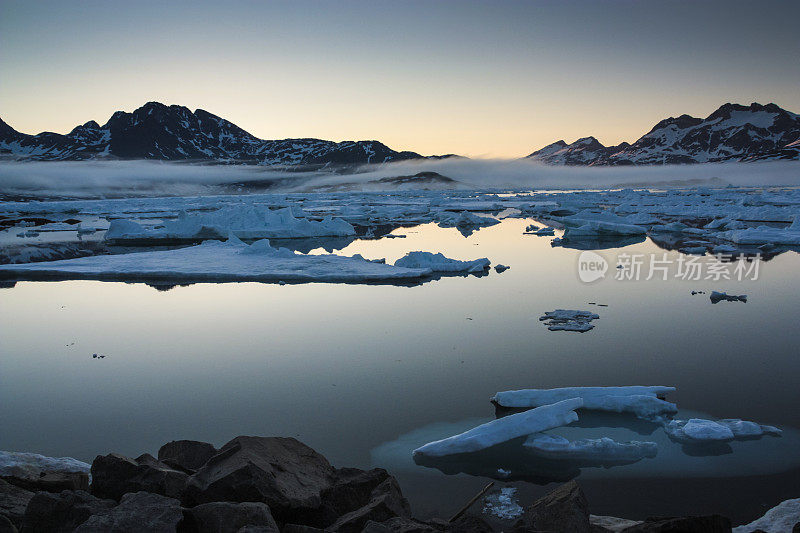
[{"left": 0, "top": 435, "right": 784, "bottom": 532}]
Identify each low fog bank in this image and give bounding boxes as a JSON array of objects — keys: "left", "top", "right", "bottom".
[{"left": 1, "top": 158, "right": 798, "bottom": 199}]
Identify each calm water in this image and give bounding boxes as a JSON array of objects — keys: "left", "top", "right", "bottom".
[{"left": 2, "top": 219, "right": 799, "bottom": 524}]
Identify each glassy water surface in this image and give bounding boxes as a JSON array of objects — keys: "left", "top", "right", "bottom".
[{"left": 2, "top": 219, "right": 799, "bottom": 523}]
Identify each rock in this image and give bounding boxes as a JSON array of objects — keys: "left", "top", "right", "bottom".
[
  {"left": 0, "top": 515, "right": 17, "bottom": 533},
  {"left": 445, "top": 515, "right": 493, "bottom": 533},
  {"left": 2, "top": 471, "right": 89, "bottom": 493},
  {"left": 619, "top": 515, "right": 731, "bottom": 532},
  {"left": 316, "top": 468, "right": 392, "bottom": 524},
  {"left": 0, "top": 479, "right": 33, "bottom": 529},
  {"left": 281, "top": 525, "right": 325, "bottom": 533},
  {"left": 20, "top": 490, "right": 115, "bottom": 533},
  {"left": 362, "top": 517, "right": 440, "bottom": 533},
  {"left": 73, "top": 491, "right": 185, "bottom": 532},
  {"left": 512, "top": 481, "right": 590, "bottom": 533},
  {"left": 590, "top": 514, "right": 642, "bottom": 532},
  {"left": 328, "top": 478, "right": 411, "bottom": 533},
  {"left": 90, "top": 453, "right": 189, "bottom": 501},
  {"left": 182, "top": 436, "right": 335, "bottom": 521},
  {"left": 185, "top": 502, "right": 278, "bottom": 533},
  {"left": 157, "top": 440, "right": 218, "bottom": 473}
]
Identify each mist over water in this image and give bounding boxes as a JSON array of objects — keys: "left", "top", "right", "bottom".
[{"left": 2, "top": 159, "right": 799, "bottom": 198}]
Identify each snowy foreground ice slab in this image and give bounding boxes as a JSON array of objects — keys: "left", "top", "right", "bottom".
[
  {"left": 539, "top": 309, "right": 600, "bottom": 332},
  {"left": 523, "top": 435, "right": 658, "bottom": 463},
  {"left": 0, "top": 239, "right": 433, "bottom": 283},
  {"left": 0, "top": 450, "right": 91, "bottom": 478},
  {"left": 492, "top": 386, "right": 677, "bottom": 421},
  {"left": 664, "top": 418, "right": 782, "bottom": 444},
  {"left": 733, "top": 498, "right": 800, "bottom": 533},
  {"left": 412, "top": 398, "right": 582, "bottom": 458}
]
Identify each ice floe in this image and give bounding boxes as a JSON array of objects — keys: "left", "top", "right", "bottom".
[
  {"left": 0, "top": 450, "right": 91, "bottom": 478},
  {"left": 394, "top": 251, "right": 490, "bottom": 273},
  {"left": 412, "top": 398, "right": 582, "bottom": 457},
  {"left": 664, "top": 418, "right": 781, "bottom": 444},
  {"left": 436, "top": 210, "right": 499, "bottom": 228},
  {"left": 492, "top": 386, "right": 677, "bottom": 421},
  {"left": 0, "top": 238, "right": 434, "bottom": 284},
  {"left": 539, "top": 309, "right": 600, "bottom": 332},
  {"left": 482, "top": 487, "right": 524, "bottom": 520},
  {"left": 522, "top": 435, "right": 658, "bottom": 463},
  {"left": 710, "top": 291, "right": 747, "bottom": 303}
]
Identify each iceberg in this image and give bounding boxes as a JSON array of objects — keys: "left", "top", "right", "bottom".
[
  {"left": 436, "top": 210, "right": 499, "bottom": 228},
  {"left": 564, "top": 221, "right": 646, "bottom": 237},
  {"left": 710, "top": 291, "right": 747, "bottom": 303},
  {"left": 0, "top": 238, "right": 433, "bottom": 284},
  {"left": 539, "top": 309, "right": 600, "bottom": 332},
  {"left": 716, "top": 225, "right": 800, "bottom": 246},
  {"left": 522, "top": 434, "right": 658, "bottom": 463},
  {"left": 412, "top": 398, "right": 583, "bottom": 458},
  {"left": 664, "top": 418, "right": 781, "bottom": 444},
  {"left": 394, "top": 251, "right": 490, "bottom": 273},
  {"left": 492, "top": 386, "right": 677, "bottom": 421}
]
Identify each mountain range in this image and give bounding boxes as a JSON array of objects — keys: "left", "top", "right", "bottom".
[
  {"left": 1, "top": 101, "right": 798, "bottom": 167},
  {"left": 526, "top": 103, "right": 800, "bottom": 165}
]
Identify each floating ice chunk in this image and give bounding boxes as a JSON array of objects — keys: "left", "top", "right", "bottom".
[
  {"left": 564, "top": 221, "right": 645, "bottom": 237},
  {"left": 732, "top": 498, "right": 800, "bottom": 533},
  {"left": 412, "top": 398, "right": 582, "bottom": 457},
  {"left": 394, "top": 251, "right": 490, "bottom": 273},
  {"left": 0, "top": 450, "right": 91, "bottom": 479},
  {"left": 522, "top": 434, "right": 658, "bottom": 462},
  {"left": 539, "top": 309, "right": 599, "bottom": 332},
  {"left": 664, "top": 418, "right": 781, "bottom": 444},
  {"left": 710, "top": 291, "right": 747, "bottom": 303},
  {"left": 716, "top": 225, "right": 800, "bottom": 246},
  {"left": 437, "top": 210, "right": 499, "bottom": 228},
  {"left": 492, "top": 386, "right": 677, "bottom": 420},
  {"left": 525, "top": 223, "right": 539, "bottom": 232},
  {"left": 495, "top": 264, "right": 510, "bottom": 273},
  {"left": 483, "top": 487, "right": 524, "bottom": 520},
  {"left": 0, "top": 239, "right": 433, "bottom": 284},
  {"left": 711, "top": 244, "right": 738, "bottom": 254},
  {"left": 533, "top": 226, "right": 555, "bottom": 236}
]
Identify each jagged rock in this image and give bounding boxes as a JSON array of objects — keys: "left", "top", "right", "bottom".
[
  {"left": 281, "top": 526, "right": 325, "bottom": 533},
  {"left": 181, "top": 436, "right": 335, "bottom": 521},
  {"left": 157, "top": 440, "right": 218, "bottom": 473},
  {"left": 619, "top": 515, "right": 731, "bottom": 532},
  {"left": 73, "top": 491, "right": 184, "bottom": 532},
  {"left": 361, "top": 517, "right": 440, "bottom": 533},
  {"left": 315, "top": 468, "right": 393, "bottom": 525},
  {"left": 328, "top": 478, "right": 412, "bottom": 533},
  {"left": 0, "top": 514, "right": 16, "bottom": 533},
  {"left": 0, "top": 479, "right": 33, "bottom": 529},
  {"left": 590, "top": 514, "right": 642, "bottom": 532},
  {"left": 90, "top": 453, "right": 189, "bottom": 501},
  {"left": 2, "top": 472, "right": 89, "bottom": 493},
  {"left": 20, "top": 490, "right": 115, "bottom": 533},
  {"left": 444, "top": 515, "right": 493, "bottom": 533},
  {"left": 185, "top": 502, "right": 278, "bottom": 533},
  {"left": 512, "top": 481, "right": 590, "bottom": 533}
]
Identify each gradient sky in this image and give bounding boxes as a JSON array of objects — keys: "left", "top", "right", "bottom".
[{"left": 1, "top": 0, "right": 799, "bottom": 157}]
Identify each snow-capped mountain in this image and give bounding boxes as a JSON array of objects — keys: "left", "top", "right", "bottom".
[
  {"left": 526, "top": 103, "right": 800, "bottom": 165},
  {"left": 0, "top": 102, "right": 425, "bottom": 167}
]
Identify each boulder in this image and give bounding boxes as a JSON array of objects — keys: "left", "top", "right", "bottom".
[
  {"left": 73, "top": 491, "right": 185, "bottom": 532},
  {"left": 361, "top": 517, "right": 440, "bottom": 533},
  {"left": 20, "top": 490, "right": 115, "bottom": 533},
  {"left": 512, "top": 481, "right": 590, "bottom": 533},
  {"left": 2, "top": 471, "right": 89, "bottom": 493},
  {"left": 444, "top": 515, "right": 494, "bottom": 533},
  {"left": 0, "top": 479, "right": 33, "bottom": 529},
  {"left": 157, "top": 440, "right": 218, "bottom": 473},
  {"left": 315, "top": 468, "right": 392, "bottom": 525},
  {"left": 186, "top": 502, "right": 279, "bottom": 533},
  {"left": 0, "top": 515, "right": 17, "bottom": 533},
  {"left": 90, "top": 453, "right": 189, "bottom": 501},
  {"left": 619, "top": 515, "right": 732, "bottom": 532},
  {"left": 328, "top": 478, "right": 412, "bottom": 533},
  {"left": 182, "top": 436, "right": 335, "bottom": 521}
]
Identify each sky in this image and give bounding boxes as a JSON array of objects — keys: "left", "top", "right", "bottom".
[{"left": 1, "top": 0, "right": 799, "bottom": 158}]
